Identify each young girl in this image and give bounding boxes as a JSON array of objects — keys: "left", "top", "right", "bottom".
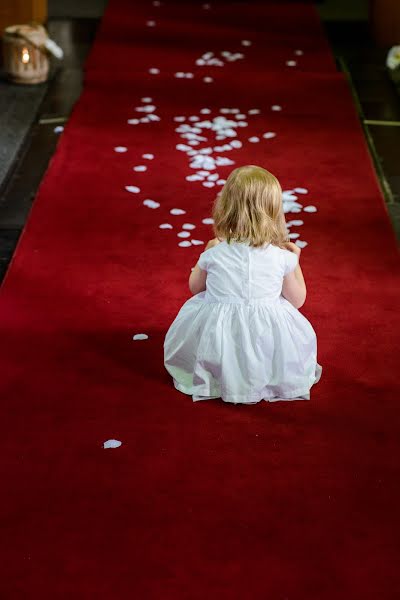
[{"left": 164, "top": 165, "right": 322, "bottom": 404}]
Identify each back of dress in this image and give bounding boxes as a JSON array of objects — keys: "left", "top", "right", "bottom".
[
  {"left": 197, "top": 240, "right": 299, "bottom": 304},
  {"left": 164, "top": 238, "right": 322, "bottom": 404}
]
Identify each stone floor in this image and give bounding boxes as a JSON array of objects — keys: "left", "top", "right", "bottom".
[{"left": 0, "top": 3, "right": 398, "bottom": 282}]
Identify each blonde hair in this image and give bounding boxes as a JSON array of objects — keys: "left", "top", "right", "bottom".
[{"left": 212, "top": 165, "right": 289, "bottom": 248}]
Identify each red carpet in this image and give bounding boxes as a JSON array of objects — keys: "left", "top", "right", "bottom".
[{"left": 1, "top": 1, "right": 400, "bottom": 597}]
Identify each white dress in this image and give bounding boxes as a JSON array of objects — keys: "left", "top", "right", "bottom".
[{"left": 164, "top": 240, "right": 322, "bottom": 404}]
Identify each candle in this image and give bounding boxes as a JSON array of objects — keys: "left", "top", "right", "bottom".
[{"left": 21, "top": 47, "right": 30, "bottom": 64}]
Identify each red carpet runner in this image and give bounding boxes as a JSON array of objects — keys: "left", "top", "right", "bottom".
[{"left": 1, "top": 1, "right": 399, "bottom": 597}]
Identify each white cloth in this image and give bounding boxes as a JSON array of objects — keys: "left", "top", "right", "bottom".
[{"left": 164, "top": 241, "right": 322, "bottom": 404}]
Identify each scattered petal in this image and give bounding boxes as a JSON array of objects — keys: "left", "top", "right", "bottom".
[
  {"left": 200, "top": 108, "right": 211, "bottom": 114},
  {"left": 203, "top": 181, "right": 215, "bottom": 187},
  {"left": 202, "top": 217, "right": 214, "bottom": 224},
  {"left": 295, "top": 240, "right": 308, "bottom": 248},
  {"left": 191, "top": 239, "right": 204, "bottom": 245},
  {"left": 177, "top": 231, "right": 191, "bottom": 238},
  {"left": 294, "top": 49, "right": 303, "bottom": 56},
  {"left": 203, "top": 77, "right": 214, "bottom": 83},
  {"left": 182, "top": 223, "right": 196, "bottom": 230},
  {"left": 286, "top": 60, "right": 297, "bottom": 67},
  {"left": 54, "top": 126, "right": 64, "bottom": 133},
  {"left": 271, "top": 105, "right": 282, "bottom": 111},
  {"left": 217, "top": 179, "right": 226, "bottom": 185},
  {"left": 125, "top": 185, "right": 140, "bottom": 193},
  {"left": 133, "top": 165, "right": 147, "bottom": 171},
  {"left": 133, "top": 334, "right": 149, "bottom": 340},
  {"left": 303, "top": 205, "right": 317, "bottom": 212},
  {"left": 293, "top": 187, "right": 308, "bottom": 194},
  {"left": 127, "top": 118, "right": 140, "bottom": 125},
  {"left": 174, "top": 116, "right": 186, "bottom": 122},
  {"left": 149, "top": 68, "right": 160, "bottom": 74},
  {"left": 159, "top": 223, "right": 173, "bottom": 229},
  {"left": 286, "top": 219, "right": 304, "bottom": 226},
  {"left": 114, "top": 146, "right": 128, "bottom": 153},
  {"left": 178, "top": 240, "right": 191, "bottom": 247},
  {"left": 103, "top": 439, "right": 122, "bottom": 449},
  {"left": 141, "top": 97, "right": 153, "bottom": 103},
  {"left": 248, "top": 136, "right": 260, "bottom": 143},
  {"left": 248, "top": 109, "right": 260, "bottom": 115},
  {"left": 142, "top": 153, "right": 154, "bottom": 160},
  {"left": 263, "top": 132, "right": 276, "bottom": 139},
  {"left": 241, "top": 40, "right": 252, "bottom": 47},
  {"left": 170, "top": 208, "right": 186, "bottom": 215},
  {"left": 143, "top": 199, "right": 160, "bottom": 208},
  {"left": 186, "top": 174, "right": 204, "bottom": 182}
]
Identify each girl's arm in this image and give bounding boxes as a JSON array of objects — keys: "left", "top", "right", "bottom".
[
  {"left": 189, "top": 263, "right": 207, "bottom": 294},
  {"left": 281, "top": 242, "right": 307, "bottom": 309},
  {"left": 188, "top": 237, "right": 220, "bottom": 295}
]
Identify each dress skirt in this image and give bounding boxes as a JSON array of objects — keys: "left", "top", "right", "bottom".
[{"left": 164, "top": 291, "right": 322, "bottom": 404}]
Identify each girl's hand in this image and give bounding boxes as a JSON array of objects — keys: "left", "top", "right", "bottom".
[
  {"left": 205, "top": 237, "right": 221, "bottom": 250},
  {"left": 284, "top": 241, "right": 301, "bottom": 257}
]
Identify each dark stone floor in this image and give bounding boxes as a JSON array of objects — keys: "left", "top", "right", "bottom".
[{"left": 0, "top": 7, "right": 398, "bottom": 283}]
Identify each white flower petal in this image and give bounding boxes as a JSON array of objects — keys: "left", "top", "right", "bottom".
[{"left": 103, "top": 439, "right": 122, "bottom": 449}]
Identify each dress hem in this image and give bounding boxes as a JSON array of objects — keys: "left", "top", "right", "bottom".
[{"left": 172, "top": 379, "right": 315, "bottom": 405}]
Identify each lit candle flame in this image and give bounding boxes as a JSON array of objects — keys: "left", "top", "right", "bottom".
[{"left": 21, "top": 47, "right": 30, "bottom": 64}]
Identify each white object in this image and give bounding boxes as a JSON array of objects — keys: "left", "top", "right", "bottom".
[
  {"left": 191, "top": 239, "right": 204, "bottom": 245},
  {"left": 103, "top": 439, "right": 122, "bottom": 449},
  {"left": 125, "top": 185, "right": 140, "bottom": 193},
  {"left": 159, "top": 223, "right": 173, "bottom": 229},
  {"left": 44, "top": 38, "right": 64, "bottom": 59},
  {"left": 133, "top": 165, "right": 147, "bottom": 171},
  {"left": 170, "top": 208, "right": 186, "bottom": 215},
  {"left": 114, "top": 146, "right": 127, "bottom": 152},
  {"left": 303, "top": 205, "right": 317, "bottom": 212},
  {"left": 203, "top": 77, "right": 213, "bottom": 83},
  {"left": 286, "top": 60, "right": 297, "bottom": 67},
  {"left": 178, "top": 240, "right": 191, "bottom": 247},
  {"left": 178, "top": 231, "right": 191, "bottom": 238},
  {"left": 149, "top": 68, "right": 160, "bottom": 74},
  {"left": 164, "top": 241, "right": 322, "bottom": 404},
  {"left": 202, "top": 217, "right": 214, "bottom": 224},
  {"left": 54, "top": 126, "right": 64, "bottom": 133},
  {"left": 386, "top": 46, "right": 400, "bottom": 70},
  {"left": 263, "top": 132, "right": 276, "bottom": 139},
  {"left": 182, "top": 223, "right": 196, "bottom": 230},
  {"left": 248, "top": 136, "right": 260, "bottom": 143},
  {"left": 133, "top": 334, "right": 149, "bottom": 340},
  {"left": 271, "top": 105, "right": 282, "bottom": 111},
  {"left": 142, "top": 154, "right": 154, "bottom": 160},
  {"left": 143, "top": 199, "right": 160, "bottom": 209}
]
